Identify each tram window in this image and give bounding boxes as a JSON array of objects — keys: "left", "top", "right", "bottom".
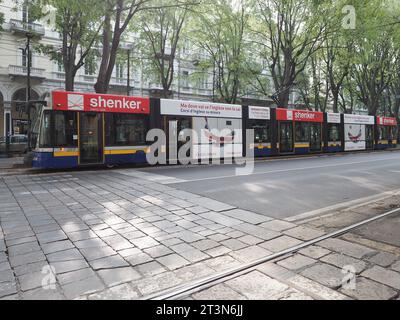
[
  {"left": 248, "top": 120, "right": 270, "bottom": 143},
  {"left": 295, "top": 122, "right": 310, "bottom": 142},
  {"left": 328, "top": 124, "right": 340, "bottom": 141},
  {"left": 54, "top": 112, "right": 77, "bottom": 147},
  {"left": 39, "top": 112, "right": 52, "bottom": 148},
  {"left": 391, "top": 127, "right": 397, "bottom": 140},
  {"left": 106, "top": 114, "right": 148, "bottom": 146},
  {"left": 378, "top": 126, "right": 388, "bottom": 140}
]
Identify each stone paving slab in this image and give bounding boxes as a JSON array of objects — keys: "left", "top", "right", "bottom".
[
  {"left": 339, "top": 277, "right": 397, "bottom": 300},
  {"left": 1, "top": 170, "right": 400, "bottom": 301}
]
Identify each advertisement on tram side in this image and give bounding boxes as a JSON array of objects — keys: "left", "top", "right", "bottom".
[
  {"left": 345, "top": 124, "right": 366, "bottom": 151},
  {"left": 377, "top": 117, "right": 397, "bottom": 126},
  {"left": 191, "top": 117, "right": 243, "bottom": 159},
  {"left": 327, "top": 113, "right": 341, "bottom": 124},
  {"left": 276, "top": 109, "right": 324, "bottom": 123},
  {"left": 160, "top": 99, "right": 242, "bottom": 118},
  {"left": 248, "top": 106, "right": 271, "bottom": 120},
  {"left": 52, "top": 91, "right": 150, "bottom": 114}
]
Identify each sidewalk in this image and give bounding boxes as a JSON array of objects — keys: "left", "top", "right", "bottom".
[
  {"left": 0, "top": 169, "right": 399, "bottom": 300},
  {"left": 0, "top": 156, "right": 24, "bottom": 169},
  {"left": 188, "top": 196, "right": 400, "bottom": 300}
]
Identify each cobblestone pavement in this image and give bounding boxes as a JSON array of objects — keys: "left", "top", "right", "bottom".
[
  {"left": 1, "top": 169, "right": 400, "bottom": 300},
  {"left": 0, "top": 169, "right": 284, "bottom": 300},
  {"left": 187, "top": 196, "right": 400, "bottom": 300}
]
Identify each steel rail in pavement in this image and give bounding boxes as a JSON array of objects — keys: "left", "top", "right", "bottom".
[{"left": 143, "top": 207, "right": 400, "bottom": 300}]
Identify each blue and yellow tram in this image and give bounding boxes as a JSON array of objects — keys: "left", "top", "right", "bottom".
[
  {"left": 30, "top": 91, "right": 151, "bottom": 169},
  {"left": 28, "top": 91, "right": 398, "bottom": 169}
]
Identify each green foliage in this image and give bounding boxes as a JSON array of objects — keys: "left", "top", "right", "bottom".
[
  {"left": 27, "top": 0, "right": 103, "bottom": 90},
  {"left": 188, "top": 0, "right": 254, "bottom": 103},
  {"left": 135, "top": 0, "right": 197, "bottom": 95},
  {"left": 0, "top": 0, "right": 4, "bottom": 32},
  {"left": 5, "top": 0, "right": 400, "bottom": 116}
]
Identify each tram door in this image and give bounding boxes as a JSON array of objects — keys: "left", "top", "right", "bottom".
[
  {"left": 366, "top": 125, "right": 374, "bottom": 150},
  {"left": 310, "top": 123, "right": 322, "bottom": 152},
  {"left": 79, "top": 113, "right": 103, "bottom": 164},
  {"left": 279, "top": 122, "right": 294, "bottom": 153},
  {"left": 165, "top": 117, "right": 192, "bottom": 162}
]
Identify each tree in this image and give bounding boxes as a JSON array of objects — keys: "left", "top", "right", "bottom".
[
  {"left": 0, "top": 1, "right": 4, "bottom": 32},
  {"left": 29, "top": 0, "right": 102, "bottom": 91},
  {"left": 95, "top": 0, "right": 195, "bottom": 94},
  {"left": 349, "top": 1, "right": 398, "bottom": 116},
  {"left": 191, "top": 0, "right": 250, "bottom": 104},
  {"left": 253, "top": 0, "right": 329, "bottom": 108},
  {"left": 137, "top": 0, "right": 197, "bottom": 98}
]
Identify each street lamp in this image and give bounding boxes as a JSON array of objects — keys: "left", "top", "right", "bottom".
[{"left": 120, "top": 42, "right": 134, "bottom": 96}]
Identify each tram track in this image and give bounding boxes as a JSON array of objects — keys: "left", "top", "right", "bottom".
[{"left": 143, "top": 206, "right": 400, "bottom": 301}]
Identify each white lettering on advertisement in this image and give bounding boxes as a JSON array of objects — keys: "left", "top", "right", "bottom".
[
  {"left": 294, "top": 112, "right": 315, "bottom": 121},
  {"left": 344, "top": 114, "right": 375, "bottom": 125},
  {"left": 248, "top": 106, "right": 271, "bottom": 120},
  {"left": 89, "top": 97, "right": 142, "bottom": 110},
  {"left": 161, "top": 99, "right": 242, "bottom": 118},
  {"left": 327, "top": 113, "right": 341, "bottom": 124}
]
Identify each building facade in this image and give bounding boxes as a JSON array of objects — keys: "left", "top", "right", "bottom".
[{"left": 0, "top": 0, "right": 240, "bottom": 138}]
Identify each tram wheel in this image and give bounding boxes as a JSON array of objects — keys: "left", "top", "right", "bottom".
[{"left": 106, "top": 164, "right": 117, "bottom": 169}]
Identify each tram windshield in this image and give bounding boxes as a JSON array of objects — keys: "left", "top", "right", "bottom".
[{"left": 28, "top": 102, "right": 45, "bottom": 150}]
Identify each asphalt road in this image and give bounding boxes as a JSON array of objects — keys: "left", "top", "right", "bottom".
[{"left": 139, "top": 151, "right": 400, "bottom": 219}]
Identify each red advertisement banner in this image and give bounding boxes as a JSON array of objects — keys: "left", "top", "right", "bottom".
[
  {"left": 377, "top": 117, "right": 397, "bottom": 126},
  {"left": 276, "top": 108, "right": 323, "bottom": 123},
  {"left": 52, "top": 91, "right": 150, "bottom": 114}
]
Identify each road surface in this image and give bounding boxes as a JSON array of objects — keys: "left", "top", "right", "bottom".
[{"left": 138, "top": 151, "right": 400, "bottom": 219}]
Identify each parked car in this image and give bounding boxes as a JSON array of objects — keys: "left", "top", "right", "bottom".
[{"left": 0, "top": 135, "right": 29, "bottom": 154}]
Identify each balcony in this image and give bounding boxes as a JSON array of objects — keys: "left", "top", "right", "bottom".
[
  {"left": 9, "top": 19, "right": 45, "bottom": 38},
  {"left": 8, "top": 65, "right": 46, "bottom": 80}
]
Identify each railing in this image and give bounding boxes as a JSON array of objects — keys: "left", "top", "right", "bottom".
[
  {"left": 52, "top": 71, "right": 65, "bottom": 80},
  {"left": 81, "top": 74, "right": 96, "bottom": 83},
  {"left": 9, "top": 19, "right": 45, "bottom": 37},
  {"left": 8, "top": 65, "right": 46, "bottom": 78}
]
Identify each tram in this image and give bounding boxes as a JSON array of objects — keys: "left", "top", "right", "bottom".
[
  {"left": 27, "top": 90, "right": 398, "bottom": 169},
  {"left": 30, "top": 91, "right": 151, "bottom": 169}
]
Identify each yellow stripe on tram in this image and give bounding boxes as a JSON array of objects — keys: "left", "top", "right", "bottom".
[
  {"left": 54, "top": 151, "right": 79, "bottom": 157},
  {"left": 104, "top": 148, "right": 150, "bottom": 155},
  {"left": 295, "top": 143, "right": 310, "bottom": 148}
]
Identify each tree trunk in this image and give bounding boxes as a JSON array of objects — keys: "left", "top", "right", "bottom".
[
  {"left": 278, "top": 91, "right": 290, "bottom": 108},
  {"left": 332, "top": 88, "right": 339, "bottom": 113},
  {"left": 95, "top": 11, "right": 111, "bottom": 94},
  {"left": 65, "top": 71, "right": 75, "bottom": 92}
]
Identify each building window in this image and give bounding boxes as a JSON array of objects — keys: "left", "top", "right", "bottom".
[
  {"left": 20, "top": 48, "right": 32, "bottom": 68},
  {"left": 84, "top": 59, "right": 96, "bottom": 76},
  {"left": 182, "top": 71, "right": 189, "bottom": 88},
  {"left": 116, "top": 63, "right": 124, "bottom": 80},
  {"left": 22, "top": 2, "right": 29, "bottom": 23},
  {"left": 106, "top": 114, "right": 148, "bottom": 146},
  {"left": 57, "top": 61, "right": 64, "bottom": 73},
  {"left": 198, "top": 75, "right": 208, "bottom": 89}
]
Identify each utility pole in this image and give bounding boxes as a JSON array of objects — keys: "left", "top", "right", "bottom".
[
  {"left": 26, "top": 33, "right": 32, "bottom": 102},
  {"left": 127, "top": 49, "right": 131, "bottom": 96},
  {"left": 212, "top": 59, "right": 216, "bottom": 102},
  {"left": 26, "top": 32, "right": 33, "bottom": 151}
]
